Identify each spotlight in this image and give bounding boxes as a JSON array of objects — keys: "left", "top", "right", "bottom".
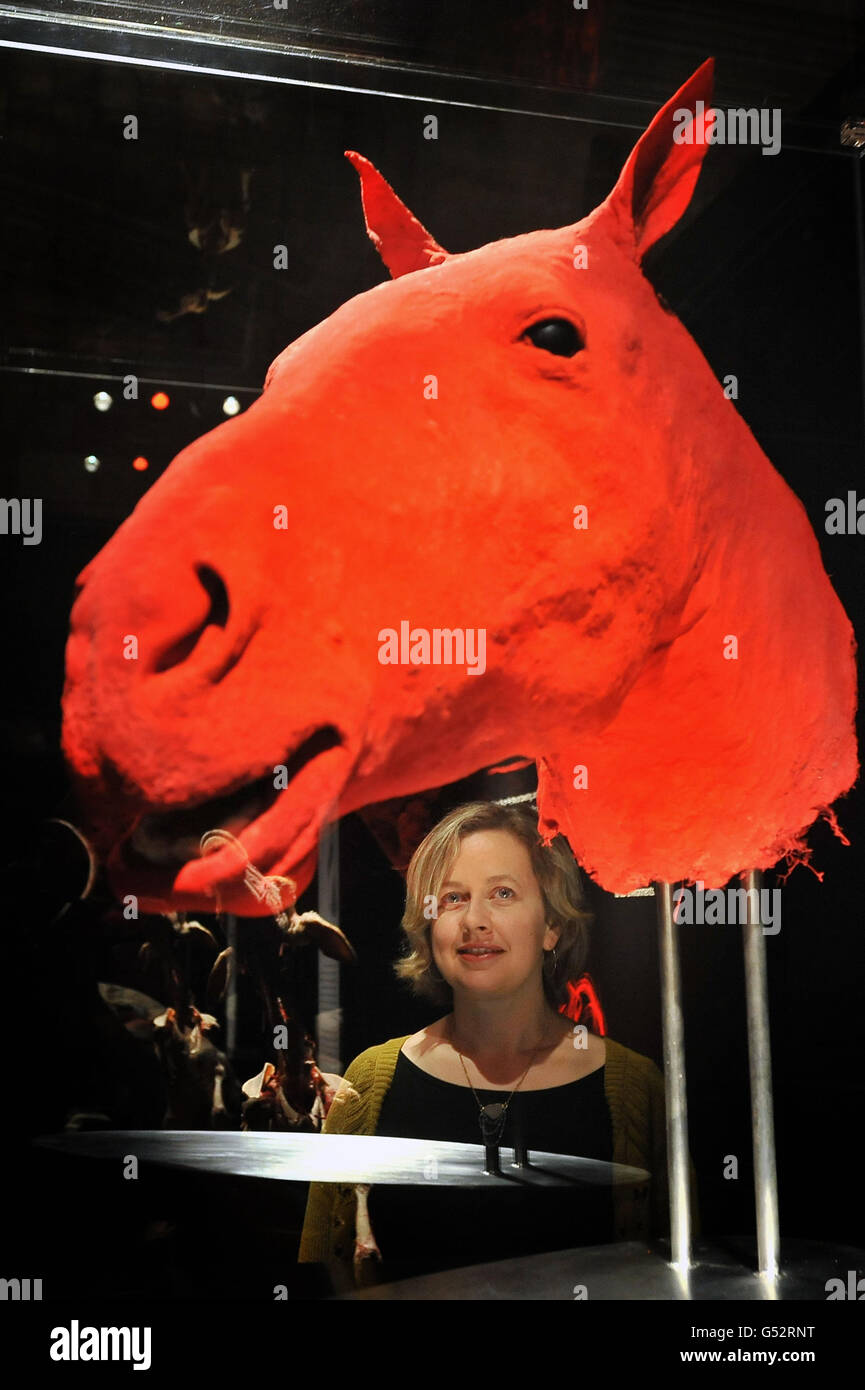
[
  {"left": 150, "top": 391, "right": 170, "bottom": 411},
  {"left": 93, "top": 391, "right": 113, "bottom": 412},
  {"left": 83, "top": 455, "right": 100, "bottom": 473},
  {"left": 222, "top": 396, "right": 241, "bottom": 417},
  {"left": 132, "top": 456, "right": 149, "bottom": 472}
]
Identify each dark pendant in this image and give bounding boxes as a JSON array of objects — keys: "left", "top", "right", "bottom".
[{"left": 479, "top": 1104, "right": 507, "bottom": 1145}]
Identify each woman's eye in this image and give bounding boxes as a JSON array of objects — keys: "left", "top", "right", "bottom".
[
  {"left": 441, "top": 892, "right": 461, "bottom": 906},
  {"left": 522, "top": 317, "right": 584, "bottom": 357},
  {"left": 493, "top": 887, "right": 514, "bottom": 900}
]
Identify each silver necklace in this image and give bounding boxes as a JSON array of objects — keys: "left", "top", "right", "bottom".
[{"left": 448, "top": 1022, "right": 545, "bottom": 1145}]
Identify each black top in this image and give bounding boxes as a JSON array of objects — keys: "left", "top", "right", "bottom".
[{"left": 367, "top": 1049, "right": 614, "bottom": 1279}]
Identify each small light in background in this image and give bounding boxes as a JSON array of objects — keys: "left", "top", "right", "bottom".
[
  {"left": 150, "top": 391, "right": 170, "bottom": 411},
  {"left": 83, "top": 455, "right": 101, "bottom": 473},
  {"left": 222, "top": 395, "right": 241, "bottom": 417},
  {"left": 132, "top": 456, "right": 149, "bottom": 472},
  {"left": 93, "top": 390, "right": 113, "bottom": 413}
]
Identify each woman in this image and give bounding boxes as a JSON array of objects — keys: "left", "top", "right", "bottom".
[{"left": 298, "top": 800, "right": 698, "bottom": 1288}]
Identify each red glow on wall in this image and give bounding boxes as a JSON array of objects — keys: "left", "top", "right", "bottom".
[{"left": 559, "top": 975, "right": 606, "bottom": 1035}]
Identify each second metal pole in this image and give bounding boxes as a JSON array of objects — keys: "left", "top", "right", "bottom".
[
  {"left": 742, "top": 868, "right": 781, "bottom": 1279},
  {"left": 654, "top": 880, "right": 692, "bottom": 1270}
]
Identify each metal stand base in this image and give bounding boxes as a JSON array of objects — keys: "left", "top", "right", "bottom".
[{"left": 335, "top": 1237, "right": 865, "bottom": 1300}]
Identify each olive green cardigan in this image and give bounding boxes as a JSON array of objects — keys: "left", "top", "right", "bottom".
[{"left": 298, "top": 1034, "right": 699, "bottom": 1288}]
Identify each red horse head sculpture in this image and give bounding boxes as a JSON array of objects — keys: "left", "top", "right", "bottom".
[{"left": 62, "top": 59, "right": 858, "bottom": 916}]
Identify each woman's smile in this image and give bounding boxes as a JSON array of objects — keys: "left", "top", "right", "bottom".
[{"left": 456, "top": 943, "right": 505, "bottom": 966}]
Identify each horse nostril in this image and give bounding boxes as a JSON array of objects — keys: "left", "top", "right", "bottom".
[
  {"left": 152, "top": 564, "right": 230, "bottom": 674},
  {"left": 197, "top": 564, "right": 229, "bottom": 628}
]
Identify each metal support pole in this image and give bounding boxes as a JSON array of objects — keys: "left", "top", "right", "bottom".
[
  {"left": 483, "top": 1142, "right": 503, "bottom": 1176},
  {"left": 741, "top": 868, "right": 780, "bottom": 1278},
  {"left": 316, "top": 816, "right": 342, "bottom": 1074},
  {"left": 511, "top": 1102, "right": 530, "bottom": 1168},
  {"left": 225, "top": 913, "right": 238, "bottom": 1059},
  {"left": 654, "top": 880, "right": 692, "bottom": 1270}
]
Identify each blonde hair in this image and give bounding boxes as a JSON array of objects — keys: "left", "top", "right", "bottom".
[{"left": 394, "top": 800, "right": 591, "bottom": 1009}]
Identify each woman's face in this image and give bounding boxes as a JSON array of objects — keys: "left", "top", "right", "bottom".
[{"left": 430, "top": 829, "right": 560, "bottom": 998}]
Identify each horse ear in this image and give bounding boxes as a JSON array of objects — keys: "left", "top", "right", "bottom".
[
  {"left": 345, "top": 151, "right": 449, "bottom": 278},
  {"left": 599, "top": 58, "right": 715, "bottom": 261}
]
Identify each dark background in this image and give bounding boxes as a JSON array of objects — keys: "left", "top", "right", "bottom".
[{"left": 1, "top": 0, "right": 864, "bottom": 1296}]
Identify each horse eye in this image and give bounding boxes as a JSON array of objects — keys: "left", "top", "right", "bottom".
[{"left": 523, "top": 317, "right": 584, "bottom": 357}]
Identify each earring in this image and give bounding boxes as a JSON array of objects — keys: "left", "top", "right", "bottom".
[{"left": 546, "top": 946, "right": 559, "bottom": 972}]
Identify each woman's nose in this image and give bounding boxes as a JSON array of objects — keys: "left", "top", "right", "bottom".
[{"left": 460, "top": 898, "right": 491, "bottom": 931}]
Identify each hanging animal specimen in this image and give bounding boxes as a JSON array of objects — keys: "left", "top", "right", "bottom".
[{"left": 62, "top": 59, "right": 857, "bottom": 915}]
